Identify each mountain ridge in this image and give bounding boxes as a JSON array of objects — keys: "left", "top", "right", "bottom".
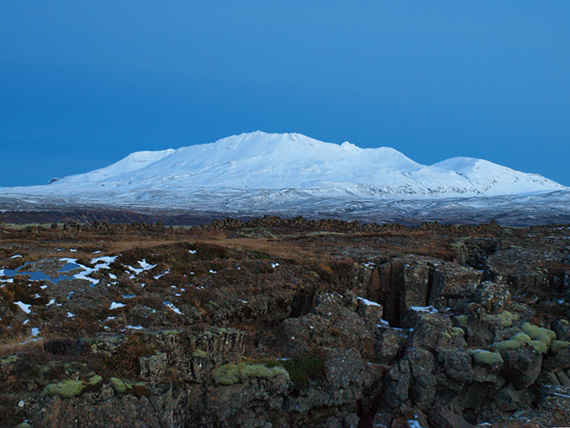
[
  {"left": 1, "top": 131, "right": 568, "bottom": 226},
  {"left": 38, "top": 131, "right": 564, "bottom": 196}
]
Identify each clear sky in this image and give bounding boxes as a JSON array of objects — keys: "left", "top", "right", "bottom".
[{"left": 1, "top": 2, "right": 569, "bottom": 187}]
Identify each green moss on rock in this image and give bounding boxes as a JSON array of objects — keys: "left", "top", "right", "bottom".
[
  {"left": 521, "top": 322, "right": 556, "bottom": 345},
  {"left": 531, "top": 339, "right": 549, "bottom": 354},
  {"left": 482, "top": 310, "right": 519, "bottom": 328},
  {"left": 87, "top": 375, "right": 103, "bottom": 386},
  {"left": 442, "top": 327, "right": 465, "bottom": 340},
  {"left": 213, "top": 365, "right": 240, "bottom": 385},
  {"left": 110, "top": 377, "right": 128, "bottom": 394},
  {"left": 492, "top": 332, "right": 532, "bottom": 352},
  {"left": 468, "top": 349, "right": 504, "bottom": 366},
  {"left": 43, "top": 379, "right": 84, "bottom": 398},
  {"left": 213, "top": 363, "right": 289, "bottom": 386},
  {"left": 551, "top": 340, "right": 570, "bottom": 353},
  {"left": 283, "top": 348, "right": 326, "bottom": 386},
  {"left": 454, "top": 315, "right": 469, "bottom": 328}
]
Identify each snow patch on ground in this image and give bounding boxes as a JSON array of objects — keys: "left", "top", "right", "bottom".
[
  {"left": 110, "top": 302, "right": 126, "bottom": 310},
  {"left": 164, "top": 301, "right": 183, "bottom": 315},
  {"left": 410, "top": 305, "right": 438, "bottom": 314},
  {"left": 126, "top": 259, "right": 157, "bottom": 275},
  {"left": 358, "top": 296, "right": 381, "bottom": 307},
  {"left": 14, "top": 301, "right": 31, "bottom": 314}
]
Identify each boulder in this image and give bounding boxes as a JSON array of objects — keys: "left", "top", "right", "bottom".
[
  {"left": 429, "top": 263, "right": 482, "bottom": 310},
  {"left": 284, "top": 348, "right": 377, "bottom": 413},
  {"left": 400, "top": 258, "right": 434, "bottom": 312},
  {"left": 383, "top": 360, "right": 410, "bottom": 408},
  {"left": 473, "top": 281, "right": 511, "bottom": 314},
  {"left": 405, "top": 347, "right": 436, "bottom": 409},
  {"left": 499, "top": 346, "right": 542, "bottom": 390},
  {"left": 427, "top": 405, "right": 474, "bottom": 428},
  {"left": 282, "top": 292, "right": 374, "bottom": 358},
  {"left": 494, "top": 384, "right": 521, "bottom": 412},
  {"left": 437, "top": 349, "right": 473, "bottom": 390},
  {"left": 543, "top": 341, "right": 570, "bottom": 371},
  {"left": 374, "top": 327, "right": 409, "bottom": 364},
  {"left": 551, "top": 319, "right": 570, "bottom": 341}
]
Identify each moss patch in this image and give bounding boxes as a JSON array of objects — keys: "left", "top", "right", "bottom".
[
  {"left": 492, "top": 332, "right": 532, "bottom": 352},
  {"left": 551, "top": 340, "right": 570, "bottom": 353},
  {"left": 43, "top": 379, "right": 84, "bottom": 398},
  {"left": 213, "top": 363, "right": 289, "bottom": 386},
  {"left": 468, "top": 349, "right": 504, "bottom": 366},
  {"left": 283, "top": 348, "right": 326, "bottom": 386},
  {"left": 482, "top": 311, "right": 519, "bottom": 328},
  {"left": 454, "top": 315, "right": 469, "bottom": 328},
  {"left": 442, "top": 327, "right": 465, "bottom": 340},
  {"left": 110, "top": 377, "right": 128, "bottom": 394},
  {"left": 521, "top": 322, "right": 556, "bottom": 345}
]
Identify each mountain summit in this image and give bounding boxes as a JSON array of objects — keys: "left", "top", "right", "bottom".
[{"left": 42, "top": 131, "right": 563, "bottom": 197}]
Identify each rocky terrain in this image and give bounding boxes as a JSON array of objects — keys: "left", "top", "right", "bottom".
[{"left": 1, "top": 218, "right": 570, "bottom": 427}]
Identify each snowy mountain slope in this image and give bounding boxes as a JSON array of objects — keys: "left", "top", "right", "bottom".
[
  {"left": 51, "top": 149, "right": 176, "bottom": 184},
  {"left": 0, "top": 132, "right": 566, "bottom": 213}
]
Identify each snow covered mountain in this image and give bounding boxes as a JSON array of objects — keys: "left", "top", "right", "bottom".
[{"left": 1, "top": 131, "right": 568, "bottom": 225}]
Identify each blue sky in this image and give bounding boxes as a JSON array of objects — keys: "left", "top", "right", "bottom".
[{"left": 1, "top": 2, "right": 569, "bottom": 187}]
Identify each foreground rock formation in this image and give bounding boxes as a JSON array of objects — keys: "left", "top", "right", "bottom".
[{"left": 0, "top": 219, "right": 569, "bottom": 427}]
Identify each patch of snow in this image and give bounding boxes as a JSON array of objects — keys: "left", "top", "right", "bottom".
[
  {"left": 31, "top": 328, "right": 40, "bottom": 337},
  {"left": 154, "top": 270, "right": 169, "bottom": 279},
  {"left": 271, "top": 263, "right": 279, "bottom": 268},
  {"left": 69, "top": 249, "right": 77, "bottom": 252},
  {"left": 23, "top": 319, "right": 29, "bottom": 325},
  {"left": 407, "top": 415, "right": 425, "bottom": 428},
  {"left": 358, "top": 296, "right": 381, "bottom": 307},
  {"left": 358, "top": 297, "right": 381, "bottom": 307},
  {"left": 164, "top": 301, "right": 183, "bottom": 315},
  {"left": 110, "top": 302, "right": 126, "bottom": 310},
  {"left": 127, "top": 325, "right": 144, "bottom": 330},
  {"left": 410, "top": 305, "right": 438, "bottom": 314},
  {"left": 188, "top": 249, "right": 197, "bottom": 254},
  {"left": 14, "top": 301, "right": 31, "bottom": 314},
  {"left": 67, "top": 312, "right": 75, "bottom": 318},
  {"left": 11, "top": 255, "right": 23, "bottom": 259},
  {"left": 209, "top": 269, "right": 217, "bottom": 274},
  {"left": 91, "top": 255, "right": 117, "bottom": 268},
  {"left": 126, "top": 259, "right": 157, "bottom": 275}
]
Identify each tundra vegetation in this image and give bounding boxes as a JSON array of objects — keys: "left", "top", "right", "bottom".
[{"left": 0, "top": 218, "right": 569, "bottom": 427}]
